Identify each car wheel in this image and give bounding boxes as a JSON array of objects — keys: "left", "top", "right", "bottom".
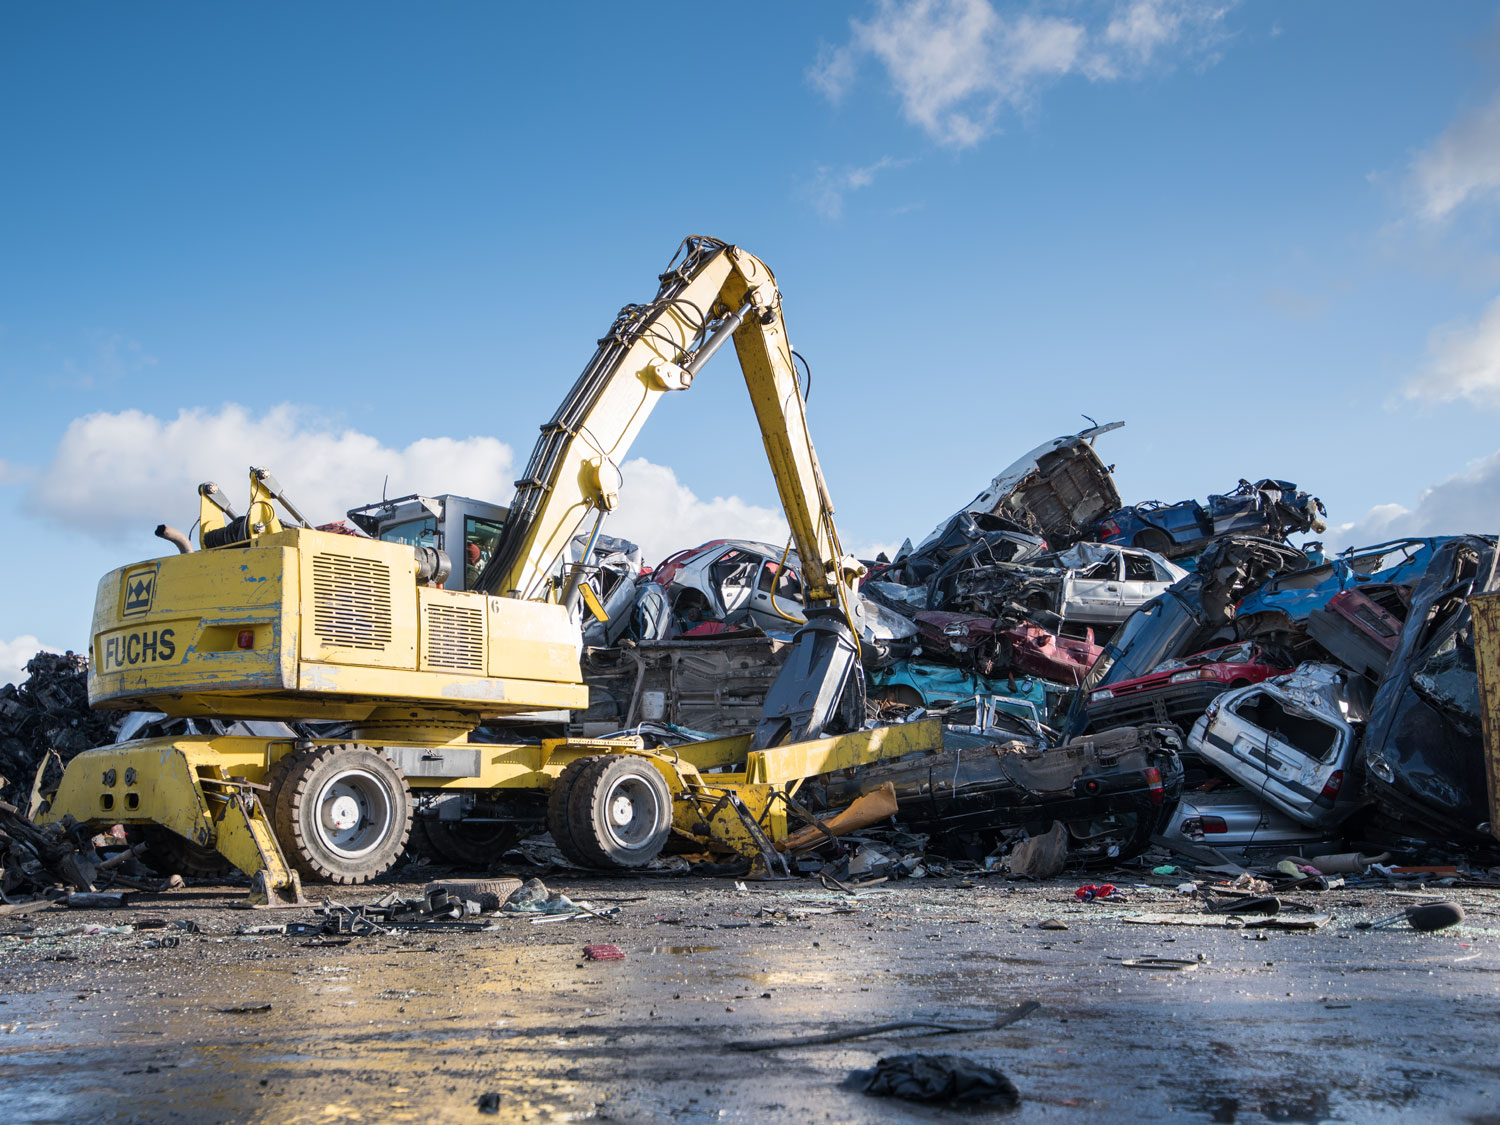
[
  {"left": 565, "top": 754, "right": 674, "bottom": 869},
  {"left": 272, "top": 744, "right": 413, "bottom": 884},
  {"left": 1133, "top": 530, "right": 1172, "bottom": 557}
]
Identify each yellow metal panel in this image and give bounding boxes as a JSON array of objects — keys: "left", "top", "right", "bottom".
[
  {"left": 485, "top": 597, "right": 584, "bottom": 685},
  {"left": 417, "top": 586, "right": 488, "bottom": 675},
  {"left": 298, "top": 534, "right": 418, "bottom": 669},
  {"left": 38, "top": 739, "right": 296, "bottom": 888},
  {"left": 294, "top": 661, "right": 588, "bottom": 712},
  {"left": 676, "top": 734, "right": 754, "bottom": 771},
  {"left": 743, "top": 718, "right": 942, "bottom": 785},
  {"left": 1468, "top": 591, "right": 1500, "bottom": 844},
  {"left": 90, "top": 546, "right": 298, "bottom": 708}
]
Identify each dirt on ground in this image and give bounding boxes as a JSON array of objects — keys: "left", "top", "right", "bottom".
[{"left": 2, "top": 871, "right": 1498, "bottom": 1124}]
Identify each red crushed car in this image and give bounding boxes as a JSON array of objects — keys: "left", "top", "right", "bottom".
[
  {"left": 1001, "top": 624, "right": 1102, "bottom": 686},
  {"left": 1082, "top": 640, "right": 1291, "bottom": 732}
]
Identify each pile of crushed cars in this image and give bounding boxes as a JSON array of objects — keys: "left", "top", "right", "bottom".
[
  {"left": 571, "top": 420, "right": 1500, "bottom": 875},
  {"left": 3, "top": 419, "right": 1496, "bottom": 885}
]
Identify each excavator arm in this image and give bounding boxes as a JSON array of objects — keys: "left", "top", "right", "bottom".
[{"left": 477, "top": 236, "right": 866, "bottom": 747}]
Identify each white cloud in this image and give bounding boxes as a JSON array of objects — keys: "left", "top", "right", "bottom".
[
  {"left": 812, "top": 0, "right": 1234, "bottom": 148},
  {"left": 1330, "top": 448, "right": 1500, "bottom": 551},
  {"left": 608, "top": 457, "right": 789, "bottom": 567},
  {"left": 1404, "top": 293, "right": 1500, "bottom": 408},
  {"left": 26, "top": 404, "right": 516, "bottom": 542},
  {"left": 0, "top": 636, "right": 61, "bottom": 688},
  {"left": 807, "top": 155, "right": 909, "bottom": 219},
  {"left": 23, "top": 405, "right": 790, "bottom": 575},
  {"left": 1409, "top": 91, "right": 1500, "bottom": 224}
]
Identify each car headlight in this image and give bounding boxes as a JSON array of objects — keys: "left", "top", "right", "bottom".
[
  {"left": 1169, "top": 670, "right": 1202, "bottom": 684},
  {"left": 1090, "top": 689, "right": 1114, "bottom": 703}
]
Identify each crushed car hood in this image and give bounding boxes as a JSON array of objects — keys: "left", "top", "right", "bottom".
[{"left": 919, "top": 422, "right": 1123, "bottom": 552}]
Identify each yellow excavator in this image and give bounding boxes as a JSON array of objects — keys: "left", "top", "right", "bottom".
[{"left": 39, "top": 236, "right": 939, "bottom": 902}]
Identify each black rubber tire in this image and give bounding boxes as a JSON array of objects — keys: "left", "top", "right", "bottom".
[
  {"left": 1132, "top": 529, "right": 1173, "bottom": 557},
  {"left": 138, "top": 824, "right": 232, "bottom": 879},
  {"left": 423, "top": 878, "right": 524, "bottom": 911},
  {"left": 565, "top": 754, "right": 673, "bottom": 870},
  {"left": 546, "top": 757, "right": 595, "bottom": 865},
  {"left": 261, "top": 749, "right": 302, "bottom": 817},
  {"left": 271, "top": 743, "right": 412, "bottom": 884},
  {"left": 408, "top": 816, "right": 521, "bottom": 868}
]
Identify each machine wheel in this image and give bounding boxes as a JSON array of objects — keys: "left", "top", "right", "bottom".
[
  {"left": 409, "top": 816, "right": 521, "bottom": 868},
  {"left": 545, "top": 758, "right": 595, "bottom": 865},
  {"left": 138, "top": 824, "right": 232, "bottom": 879},
  {"left": 1132, "top": 529, "right": 1172, "bottom": 557},
  {"left": 565, "top": 754, "right": 673, "bottom": 870},
  {"left": 272, "top": 743, "right": 412, "bottom": 884}
]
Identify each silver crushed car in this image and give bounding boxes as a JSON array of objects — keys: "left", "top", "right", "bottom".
[{"left": 1187, "top": 663, "right": 1368, "bottom": 827}]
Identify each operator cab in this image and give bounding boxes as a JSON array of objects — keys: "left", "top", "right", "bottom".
[{"left": 346, "top": 493, "right": 509, "bottom": 592}]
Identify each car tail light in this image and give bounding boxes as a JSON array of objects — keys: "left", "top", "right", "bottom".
[
  {"left": 1090, "top": 689, "right": 1114, "bottom": 704},
  {"left": 1099, "top": 519, "right": 1120, "bottom": 539},
  {"left": 1169, "top": 670, "right": 1202, "bottom": 684},
  {"left": 1315, "top": 770, "right": 1344, "bottom": 808},
  {"left": 1199, "top": 815, "right": 1228, "bottom": 834},
  {"left": 1145, "top": 766, "right": 1163, "bottom": 805},
  {"left": 237, "top": 629, "right": 255, "bottom": 649}
]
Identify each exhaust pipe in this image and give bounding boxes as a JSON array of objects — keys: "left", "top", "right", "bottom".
[{"left": 155, "top": 524, "right": 193, "bottom": 554}]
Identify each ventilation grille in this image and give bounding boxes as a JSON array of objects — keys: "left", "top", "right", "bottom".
[
  {"left": 311, "top": 554, "right": 394, "bottom": 650},
  {"left": 424, "top": 603, "right": 485, "bottom": 670}
]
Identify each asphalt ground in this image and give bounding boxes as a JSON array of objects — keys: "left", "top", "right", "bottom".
[{"left": 2, "top": 873, "right": 1498, "bottom": 1124}]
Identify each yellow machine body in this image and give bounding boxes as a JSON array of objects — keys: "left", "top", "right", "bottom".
[{"left": 89, "top": 528, "right": 587, "bottom": 725}]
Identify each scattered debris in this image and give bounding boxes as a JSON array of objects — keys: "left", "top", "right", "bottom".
[
  {"left": 582, "top": 943, "right": 625, "bottom": 961},
  {"left": 855, "top": 1052, "right": 1022, "bottom": 1108}
]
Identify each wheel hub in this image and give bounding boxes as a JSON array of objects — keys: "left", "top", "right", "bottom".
[
  {"left": 609, "top": 793, "right": 635, "bottom": 826},
  {"left": 313, "top": 769, "right": 394, "bottom": 860},
  {"left": 327, "top": 795, "right": 361, "bottom": 832}
]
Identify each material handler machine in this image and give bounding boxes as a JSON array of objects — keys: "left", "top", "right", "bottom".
[{"left": 40, "top": 237, "right": 938, "bottom": 901}]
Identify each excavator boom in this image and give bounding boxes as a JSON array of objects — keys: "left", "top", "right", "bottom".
[{"left": 480, "top": 237, "right": 862, "bottom": 625}]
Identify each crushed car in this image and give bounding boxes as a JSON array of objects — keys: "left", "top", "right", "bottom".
[
  {"left": 647, "top": 538, "right": 917, "bottom": 661},
  {"left": 1362, "top": 536, "right": 1496, "bottom": 850},
  {"left": 1188, "top": 663, "right": 1369, "bottom": 828},
  {"left": 819, "top": 722, "right": 1185, "bottom": 866},
  {"left": 916, "top": 420, "right": 1125, "bottom": 551},
  {"left": 1096, "top": 478, "right": 1326, "bottom": 560},
  {"left": 942, "top": 543, "right": 1187, "bottom": 629},
  {"left": 1081, "top": 640, "right": 1293, "bottom": 733}
]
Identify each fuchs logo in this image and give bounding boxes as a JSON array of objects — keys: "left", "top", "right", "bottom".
[{"left": 122, "top": 566, "right": 158, "bottom": 618}]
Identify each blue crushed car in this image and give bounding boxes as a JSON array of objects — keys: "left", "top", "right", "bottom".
[{"left": 1095, "top": 478, "right": 1326, "bottom": 561}]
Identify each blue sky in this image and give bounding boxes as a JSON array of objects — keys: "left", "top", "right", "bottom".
[{"left": 7, "top": 1, "right": 1500, "bottom": 681}]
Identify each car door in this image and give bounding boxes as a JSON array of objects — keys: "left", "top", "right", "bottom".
[
  {"left": 747, "top": 559, "right": 807, "bottom": 631},
  {"left": 1062, "top": 554, "right": 1124, "bottom": 622},
  {"left": 1118, "top": 550, "right": 1175, "bottom": 616}
]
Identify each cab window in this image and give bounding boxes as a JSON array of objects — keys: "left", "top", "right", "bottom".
[
  {"left": 463, "top": 516, "right": 505, "bottom": 590},
  {"left": 380, "top": 517, "right": 436, "bottom": 548}
]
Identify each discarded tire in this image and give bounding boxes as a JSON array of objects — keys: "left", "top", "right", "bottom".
[
  {"left": 423, "top": 878, "right": 523, "bottom": 912},
  {"left": 565, "top": 754, "right": 673, "bottom": 869},
  {"left": 271, "top": 743, "right": 412, "bottom": 884}
]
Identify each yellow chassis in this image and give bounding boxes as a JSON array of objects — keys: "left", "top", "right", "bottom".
[{"left": 39, "top": 719, "right": 941, "bottom": 900}]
